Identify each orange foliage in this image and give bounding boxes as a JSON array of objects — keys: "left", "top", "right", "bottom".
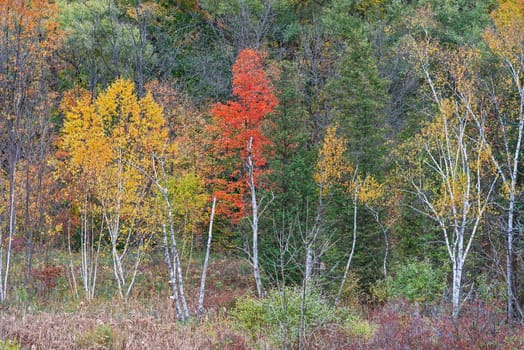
[
  {"left": 211, "top": 49, "right": 278, "bottom": 221},
  {"left": 0, "top": 0, "right": 60, "bottom": 120}
]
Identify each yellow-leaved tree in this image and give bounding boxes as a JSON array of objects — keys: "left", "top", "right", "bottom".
[
  {"left": 482, "top": 0, "right": 524, "bottom": 320},
  {"left": 60, "top": 79, "right": 167, "bottom": 300},
  {"left": 307, "top": 125, "right": 353, "bottom": 284},
  {"left": 397, "top": 98, "right": 496, "bottom": 320}
]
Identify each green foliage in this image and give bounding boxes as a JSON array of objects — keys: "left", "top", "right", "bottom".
[
  {"left": 474, "top": 272, "right": 506, "bottom": 302},
  {"left": 231, "top": 287, "right": 340, "bottom": 346},
  {"left": 229, "top": 294, "right": 266, "bottom": 340},
  {"left": 383, "top": 260, "right": 446, "bottom": 303},
  {"left": 0, "top": 340, "right": 20, "bottom": 350},
  {"left": 336, "top": 271, "right": 362, "bottom": 310},
  {"left": 423, "top": 0, "right": 495, "bottom": 45},
  {"left": 76, "top": 324, "right": 120, "bottom": 349},
  {"left": 324, "top": 41, "right": 388, "bottom": 176},
  {"left": 58, "top": 0, "right": 155, "bottom": 90},
  {"left": 343, "top": 315, "right": 376, "bottom": 341}
]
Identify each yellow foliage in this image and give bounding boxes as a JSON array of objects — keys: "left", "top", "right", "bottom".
[
  {"left": 484, "top": 0, "right": 524, "bottom": 66},
  {"left": 59, "top": 79, "right": 169, "bottom": 226},
  {"left": 358, "top": 175, "right": 384, "bottom": 204},
  {"left": 314, "top": 125, "right": 352, "bottom": 193},
  {"left": 61, "top": 93, "right": 111, "bottom": 177}
]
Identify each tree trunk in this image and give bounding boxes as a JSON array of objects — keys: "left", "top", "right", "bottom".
[
  {"left": 452, "top": 259, "right": 463, "bottom": 321},
  {"left": 506, "top": 198, "right": 515, "bottom": 320},
  {"left": 336, "top": 179, "right": 359, "bottom": 305},
  {"left": 3, "top": 162, "right": 17, "bottom": 301},
  {"left": 247, "top": 138, "right": 263, "bottom": 298},
  {"left": 164, "top": 191, "right": 190, "bottom": 320},
  {"left": 163, "top": 224, "right": 182, "bottom": 320},
  {"left": 198, "top": 196, "right": 216, "bottom": 316}
]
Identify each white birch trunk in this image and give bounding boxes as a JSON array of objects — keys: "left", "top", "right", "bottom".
[
  {"left": 1, "top": 164, "right": 17, "bottom": 302},
  {"left": 163, "top": 224, "right": 182, "bottom": 320},
  {"left": 452, "top": 258, "right": 463, "bottom": 321},
  {"left": 79, "top": 196, "right": 102, "bottom": 300},
  {"left": 198, "top": 196, "right": 216, "bottom": 316},
  {"left": 247, "top": 138, "right": 263, "bottom": 297},
  {"left": 414, "top": 55, "right": 497, "bottom": 320},
  {"left": 132, "top": 155, "right": 190, "bottom": 320},
  {"left": 336, "top": 177, "right": 359, "bottom": 305},
  {"left": 163, "top": 188, "right": 190, "bottom": 320}
]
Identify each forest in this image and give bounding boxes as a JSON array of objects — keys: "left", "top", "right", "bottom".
[{"left": 0, "top": 0, "right": 523, "bottom": 348}]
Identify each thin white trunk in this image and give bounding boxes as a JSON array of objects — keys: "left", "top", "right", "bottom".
[
  {"left": 3, "top": 167, "right": 16, "bottom": 300},
  {"left": 506, "top": 198, "right": 515, "bottom": 319},
  {"left": 67, "top": 216, "right": 79, "bottom": 299},
  {"left": 131, "top": 154, "right": 190, "bottom": 319},
  {"left": 112, "top": 243, "right": 124, "bottom": 299},
  {"left": 336, "top": 177, "right": 359, "bottom": 305},
  {"left": 163, "top": 224, "right": 182, "bottom": 320},
  {"left": 247, "top": 137, "right": 263, "bottom": 298},
  {"left": 505, "top": 83, "right": 523, "bottom": 319},
  {"left": 305, "top": 188, "right": 324, "bottom": 284},
  {"left": 304, "top": 243, "right": 314, "bottom": 284},
  {"left": 0, "top": 216, "right": 4, "bottom": 302},
  {"left": 198, "top": 196, "right": 216, "bottom": 316},
  {"left": 452, "top": 259, "right": 463, "bottom": 321},
  {"left": 173, "top": 236, "right": 189, "bottom": 319},
  {"left": 383, "top": 234, "right": 389, "bottom": 278},
  {"left": 79, "top": 195, "right": 101, "bottom": 300},
  {"left": 125, "top": 245, "right": 143, "bottom": 300},
  {"left": 164, "top": 190, "right": 190, "bottom": 319},
  {"left": 91, "top": 225, "right": 103, "bottom": 300},
  {"left": 299, "top": 263, "right": 308, "bottom": 350}
]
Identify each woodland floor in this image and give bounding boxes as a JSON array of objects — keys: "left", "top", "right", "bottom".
[{"left": 0, "top": 255, "right": 523, "bottom": 349}]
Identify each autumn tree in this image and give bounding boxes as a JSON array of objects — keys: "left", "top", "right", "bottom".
[
  {"left": 309, "top": 125, "right": 353, "bottom": 325},
  {"left": 57, "top": 88, "right": 108, "bottom": 300},
  {"left": 60, "top": 79, "right": 167, "bottom": 300},
  {"left": 0, "top": 0, "right": 59, "bottom": 301},
  {"left": 397, "top": 88, "right": 496, "bottom": 320},
  {"left": 211, "top": 48, "right": 278, "bottom": 298},
  {"left": 309, "top": 125, "right": 352, "bottom": 283},
  {"left": 481, "top": 0, "right": 524, "bottom": 320}
]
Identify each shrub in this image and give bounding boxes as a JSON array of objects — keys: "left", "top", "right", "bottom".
[
  {"left": 343, "top": 316, "right": 376, "bottom": 342},
  {"left": 474, "top": 272, "right": 506, "bottom": 302},
  {"left": 336, "top": 271, "right": 362, "bottom": 310},
  {"left": 31, "top": 264, "right": 63, "bottom": 298},
  {"left": 384, "top": 260, "right": 445, "bottom": 303},
  {"left": 231, "top": 287, "right": 339, "bottom": 347},
  {"left": 229, "top": 295, "right": 265, "bottom": 341},
  {"left": 76, "top": 324, "right": 119, "bottom": 349},
  {"left": 364, "top": 300, "right": 524, "bottom": 350},
  {"left": 0, "top": 340, "right": 20, "bottom": 350}
]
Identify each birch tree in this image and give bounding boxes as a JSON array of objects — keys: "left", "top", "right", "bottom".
[
  {"left": 481, "top": 0, "right": 524, "bottom": 320},
  {"left": 60, "top": 80, "right": 164, "bottom": 300},
  {"left": 197, "top": 196, "right": 216, "bottom": 316},
  {"left": 403, "top": 13, "right": 499, "bottom": 319},
  {"left": 310, "top": 125, "right": 352, "bottom": 283},
  {"left": 400, "top": 98, "right": 496, "bottom": 320}
]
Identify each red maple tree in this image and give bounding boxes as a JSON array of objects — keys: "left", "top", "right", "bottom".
[{"left": 210, "top": 49, "right": 278, "bottom": 221}]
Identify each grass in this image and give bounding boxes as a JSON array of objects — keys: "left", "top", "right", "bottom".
[{"left": 1, "top": 249, "right": 523, "bottom": 349}]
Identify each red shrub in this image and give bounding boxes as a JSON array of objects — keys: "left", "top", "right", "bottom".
[
  {"left": 362, "top": 301, "right": 524, "bottom": 350},
  {"left": 31, "top": 264, "right": 62, "bottom": 297}
]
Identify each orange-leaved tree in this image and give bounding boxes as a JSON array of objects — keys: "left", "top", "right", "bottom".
[
  {"left": 211, "top": 48, "right": 277, "bottom": 297},
  {"left": 0, "top": 0, "right": 60, "bottom": 301}
]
